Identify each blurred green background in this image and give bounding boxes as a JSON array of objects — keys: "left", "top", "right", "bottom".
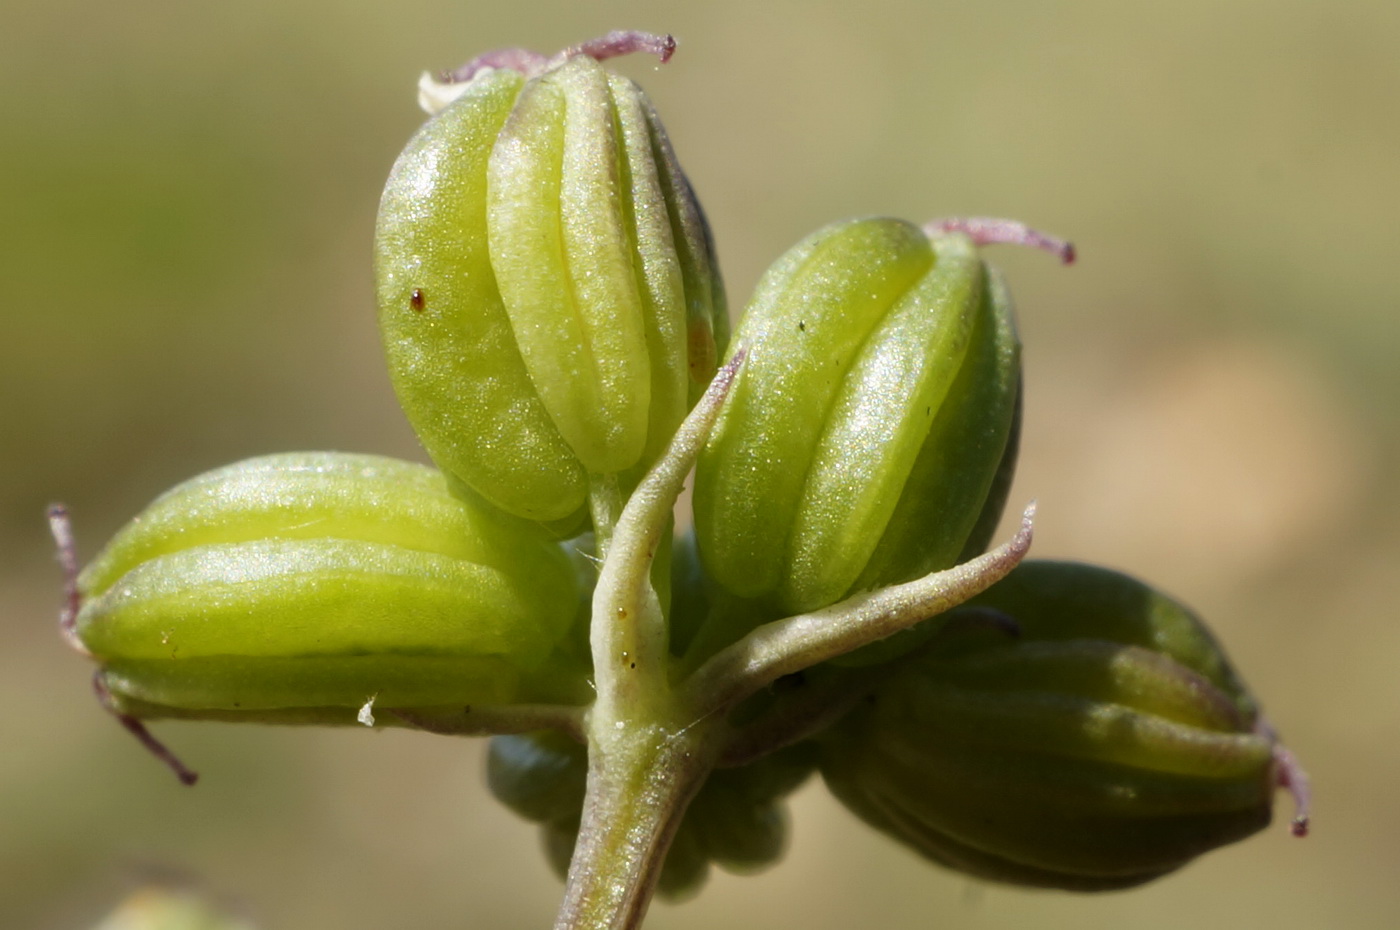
[{"left": 4, "top": 0, "right": 1397, "bottom": 927}]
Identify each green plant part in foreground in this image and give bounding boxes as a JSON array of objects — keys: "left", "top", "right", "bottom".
[
  {"left": 52, "top": 30, "right": 1307, "bottom": 930},
  {"left": 687, "top": 215, "right": 1064, "bottom": 667},
  {"left": 821, "top": 561, "right": 1308, "bottom": 890},
  {"left": 376, "top": 39, "right": 725, "bottom": 525},
  {"left": 61, "top": 453, "right": 584, "bottom": 726}
]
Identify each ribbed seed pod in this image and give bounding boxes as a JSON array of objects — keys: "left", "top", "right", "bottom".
[
  {"left": 692, "top": 218, "right": 1019, "bottom": 617},
  {"left": 376, "top": 54, "right": 725, "bottom": 523},
  {"left": 819, "top": 561, "right": 1279, "bottom": 890},
  {"left": 74, "top": 453, "right": 583, "bottom": 714}
]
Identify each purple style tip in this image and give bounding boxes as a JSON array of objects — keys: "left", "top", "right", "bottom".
[
  {"left": 440, "top": 30, "right": 677, "bottom": 85},
  {"left": 94, "top": 674, "right": 199, "bottom": 786},
  {"left": 47, "top": 504, "right": 89, "bottom": 656},
  {"left": 924, "top": 217, "right": 1076, "bottom": 265}
]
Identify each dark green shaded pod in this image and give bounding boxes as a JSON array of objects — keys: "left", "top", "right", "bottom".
[
  {"left": 487, "top": 732, "right": 816, "bottom": 898},
  {"left": 687, "top": 742, "right": 818, "bottom": 874},
  {"left": 75, "top": 453, "right": 584, "bottom": 715},
  {"left": 489, "top": 730, "right": 589, "bottom": 824},
  {"left": 957, "top": 379, "right": 1022, "bottom": 563},
  {"left": 376, "top": 53, "right": 725, "bottom": 523},
  {"left": 693, "top": 219, "right": 1019, "bottom": 619},
  {"left": 666, "top": 527, "right": 712, "bottom": 659},
  {"left": 819, "top": 561, "right": 1280, "bottom": 890}
]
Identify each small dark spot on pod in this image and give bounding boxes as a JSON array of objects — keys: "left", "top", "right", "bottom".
[
  {"left": 773, "top": 670, "right": 807, "bottom": 693},
  {"left": 410, "top": 288, "right": 426, "bottom": 311},
  {"left": 798, "top": 320, "right": 806, "bottom": 332}
]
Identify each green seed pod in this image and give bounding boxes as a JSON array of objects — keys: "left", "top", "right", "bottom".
[
  {"left": 488, "top": 730, "right": 589, "bottom": 825},
  {"left": 73, "top": 453, "right": 583, "bottom": 715},
  {"left": 819, "top": 561, "right": 1285, "bottom": 890},
  {"left": 487, "top": 731, "right": 816, "bottom": 898},
  {"left": 684, "top": 742, "right": 818, "bottom": 875},
  {"left": 957, "top": 378, "right": 1021, "bottom": 563},
  {"left": 375, "top": 50, "right": 725, "bottom": 523},
  {"left": 692, "top": 218, "right": 1022, "bottom": 618}
]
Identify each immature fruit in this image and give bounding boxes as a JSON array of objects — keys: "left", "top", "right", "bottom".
[
  {"left": 820, "top": 561, "right": 1280, "bottom": 890},
  {"left": 693, "top": 218, "right": 1020, "bottom": 618},
  {"left": 74, "top": 453, "right": 583, "bottom": 715},
  {"left": 375, "top": 53, "right": 725, "bottom": 523}
]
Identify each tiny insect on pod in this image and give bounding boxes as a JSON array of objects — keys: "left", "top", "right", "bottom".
[
  {"left": 819, "top": 560, "right": 1308, "bottom": 891},
  {"left": 60, "top": 453, "right": 586, "bottom": 730},
  {"left": 691, "top": 217, "right": 1066, "bottom": 647},
  {"left": 375, "top": 38, "right": 726, "bottom": 524},
  {"left": 488, "top": 730, "right": 817, "bottom": 900}
]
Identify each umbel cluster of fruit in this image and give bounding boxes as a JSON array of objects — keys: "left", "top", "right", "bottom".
[{"left": 54, "top": 29, "right": 1307, "bottom": 914}]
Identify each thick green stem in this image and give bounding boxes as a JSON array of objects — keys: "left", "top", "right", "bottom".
[
  {"left": 553, "top": 353, "right": 745, "bottom": 930},
  {"left": 553, "top": 721, "right": 720, "bottom": 930},
  {"left": 590, "top": 352, "right": 744, "bottom": 725}
]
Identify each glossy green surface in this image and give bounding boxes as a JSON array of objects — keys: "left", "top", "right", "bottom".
[
  {"left": 79, "top": 452, "right": 566, "bottom": 595},
  {"left": 375, "top": 68, "right": 585, "bottom": 522},
  {"left": 376, "top": 56, "right": 724, "bottom": 521},
  {"left": 693, "top": 220, "right": 1018, "bottom": 617},
  {"left": 76, "top": 453, "right": 582, "bottom": 711}
]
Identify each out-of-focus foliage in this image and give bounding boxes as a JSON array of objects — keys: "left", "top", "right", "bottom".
[
  {"left": 91, "top": 886, "right": 256, "bottom": 930},
  {"left": 5, "top": 2, "right": 1396, "bottom": 929}
]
